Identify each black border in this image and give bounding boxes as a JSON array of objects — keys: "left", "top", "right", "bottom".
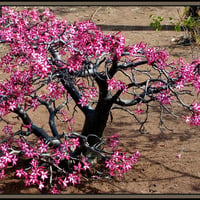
[{"left": 0, "top": 1, "right": 200, "bottom": 199}]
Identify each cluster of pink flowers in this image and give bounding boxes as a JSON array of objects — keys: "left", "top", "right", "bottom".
[
  {"left": 126, "top": 41, "right": 169, "bottom": 69},
  {"left": 47, "top": 82, "right": 65, "bottom": 100},
  {"left": 105, "top": 150, "right": 140, "bottom": 177},
  {"left": 183, "top": 102, "right": 200, "bottom": 126},
  {"left": 156, "top": 90, "right": 173, "bottom": 105},
  {"left": 145, "top": 47, "right": 169, "bottom": 69},
  {"left": 0, "top": 132, "right": 139, "bottom": 194},
  {"left": 107, "top": 78, "right": 128, "bottom": 93},
  {"left": 104, "top": 133, "right": 140, "bottom": 177},
  {"left": 78, "top": 86, "right": 98, "bottom": 107},
  {"left": 167, "top": 58, "right": 200, "bottom": 126}
]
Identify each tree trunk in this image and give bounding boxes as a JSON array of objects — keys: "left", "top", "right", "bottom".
[
  {"left": 81, "top": 98, "right": 113, "bottom": 146},
  {"left": 185, "top": 6, "right": 200, "bottom": 18},
  {"left": 183, "top": 6, "right": 200, "bottom": 44}
]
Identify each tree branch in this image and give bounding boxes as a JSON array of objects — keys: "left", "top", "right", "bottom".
[
  {"left": 37, "top": 97, "right": 59, "bottom": 138},
  {"left": 14, "top": 106, "right": 51, "bottom": 141}
]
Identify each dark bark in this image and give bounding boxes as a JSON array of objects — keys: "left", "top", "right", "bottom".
[
  {"left": 81, "top": 98, "right": 113, "bottom": 146},
  {"left": 14, "top": 107, "right": 50, "bottom": 139},
  {"left": 185, "top": 6, "right": 200, "bottom": 18}
]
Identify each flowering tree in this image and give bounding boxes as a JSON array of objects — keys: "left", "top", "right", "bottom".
[{"left": 0, "top": 6, "right": 199, "bottom": 194}]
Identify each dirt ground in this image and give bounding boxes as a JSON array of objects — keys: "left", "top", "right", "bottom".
[{"left": 1, "top": 5, "right": 200, "bottom": 196}]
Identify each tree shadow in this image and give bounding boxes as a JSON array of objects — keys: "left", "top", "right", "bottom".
[
  {"left": 97, "top": 24, "right": 184, "bottom": 32},
  {"left": 141, "top": 155, "right": 200, "bottom": 182},
  {"left": 0, "top": 180, "right": 40, "bottom": 194}
]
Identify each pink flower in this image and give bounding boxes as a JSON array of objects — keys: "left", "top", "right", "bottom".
[
  {"left": 2, "top": 125, "right": 13, "bottom": 134},
  {"left": 38, "top": 181, "right": 45, "bottom": 191},
  {"left": 8, "top": 101, "right": 17, "bottom": 111},
  {"left": 176, "top": 81, "right": 185, "bottom": 91},
  {"left": 62, "top": 177, "right": 69, "bottom": 188},
  {"left": 82, "top": 157, "right": 91, "bottom": 171},
  {"left": 16, "top": 168, "right": 27, "bottom": 178},
  {"left": 25, "top": 148, "right": 34, "bottom": 158},
  {"left": 0, "top": 143, "right": 9, "bottom": 153},
  {"left": 38, "top": 140, "right": 48, "bottom": 153},
  {"left": 29, "top": 174, "right": 39, "bottom": 185},
  {"left": 30, "top": 159, "right": 38, "bottom": 168},
  {"left": 107, "top": 78, "right": 117, "bottom": 91},
  {"left": 156, "top": 91, "right": 172, "bottom": 105},
  {"left": 68, "top": 173, "right": 80, "bottom": 186},
  {"left": 176, "top": 154, "right": 181, "bottom": 159},
  {"left": 78, "top": 96, "right": 88, "bottom": 107},
  {"left": 60, "top": 140, "right": 71, "bottom": 151},
  {"left": 190, "top": 114, "right": 200, "bottom": 126},
  {"left": 73, "top": 162, "right": 82, "bottom": 173},
  {"left": 3, "top": 152, "right": 13, "bottom": 163},
  {"left": 0, "top": 169, "right": 6, "bottom": 180},
  {"left": 0, "top": 158, "right": 6, "bottom": 169},
  {"left": 40, "top": 170, "right": 48, "bottom": 181},
  {"left": 31, "top": 98, "right": 39, "bottom": 111},
  {"left": 50, "top": 186, "right": 60, "bottom": 194},
  {"left": 105, "top": 159, "right": 115, "bottom": 169},
  {"left": 108, "top": 133, "right": 119, "bottom": 149},
  {"left": 71, "top": 138, "right": 80, "bottom": 149},
  {"left": 12, "top": 155, "right": 18, "bottom": 166},
  {"left": 192, "top": 102, "right": 200, "bottom": 113},
  {"left": 134, "top": 104, "right": 144, "bottom": 114}
]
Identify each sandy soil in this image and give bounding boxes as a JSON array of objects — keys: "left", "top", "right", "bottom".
[{"left": 0, "top": 5, "right": 200, "bottom": 196}]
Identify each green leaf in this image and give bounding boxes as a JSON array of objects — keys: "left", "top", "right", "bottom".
[{"left": 175, "top": 25, "right": 181, "bottom": 32}]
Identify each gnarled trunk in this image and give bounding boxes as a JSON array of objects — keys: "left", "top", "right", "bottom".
[{"left": 81, "top": 98, "right": 112, "bottom": 146}]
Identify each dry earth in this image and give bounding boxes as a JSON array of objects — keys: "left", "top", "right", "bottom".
[{"left": 0, "top": 5, "right": 200, "bottom": 197}]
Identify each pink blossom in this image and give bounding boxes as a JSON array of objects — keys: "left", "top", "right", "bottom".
[
  {"left": 182, "top": 115, "right": 191, "bottom": 124},
  {"left": 176, "top": 154, "right": 181, "bottom": 159},
  {"left": 68, "top": 173, "right": 80, "bottom": 186},
  {"left": 16, "top": 168, "right": 27, "bottom": 178},
  {"left": 25, "top": 148, "right": 35, "bottom": 158},
  {"left": 0, "top": 169, "right": 6, "bottom": 180},
  {"left": 71, "top": 138, "right": 80, "bottom": 149},
  {"left": 40, "top": 170, "right": 48, "bottom": 181},
  {"left": 108, "top": 133, "right": 119, "bottom": 149},
  {"left": 12, "top": 155, "right": 18, "bottom": 166},
  {"left": 38, "top": 181, "right": 45, "bottom": 191},
  {"left": 73, "top": 162, "right": 82, "bottom": 173},
  {"left": 134, "top": 104, "right": 144, "bottom": 114},
  {"left": 29, "top": 173, "right": 39, "bottom": 185},
  {"left": 30, "top": 159, "right": 38, "bottom": 168},
  {"left": 82, "top": 157, "right": 91, "bottom": 171},
  {"left": 2, "top": 125, "right": 13, "bottom": 134},
  {"left": 8, "top": 101, "right": 17, "bottom": 111},
  {"left": 60, "top": 140, "right": 71, "bottom": 151},
  {"left": 3, "top": 152, "right": 13, "bottom": 163},
  {"left": 50, "top": 185, "right": 60, "bottom": 194},
  {"left": 38, "top": 140, "right": 48, "bottom": 153},
  {"left": 62, "top": 177, "right": 69, "bottom": 188},
  {"left": 190, "top": 114, "right": 200, "bottom": 126},
  {"left": 78, "top": 96, "right": 88, "bottom": 107},
  {"left": 0, "top": 143, "right": 9, "bottom": 153},
  {"left": 193, "top": 75, "right": 200, "bottom": 94},
  {"left": 0, "top": 159, "right": 6, "bottom": 169},
  {"left": 107, "top": 78, "right": 117, "bottom": 91},
  {"left": 31, "top": 98, "right": 39, "bottom": 111},
  {"left": 156, "top": 91, "right": 172, "bottom": 105},
  {"left": 192, "top": 102, "right": 200, "bottom": 113},
  {"left": 176, "top": 81, "right": 185, "bottom": 91}
]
